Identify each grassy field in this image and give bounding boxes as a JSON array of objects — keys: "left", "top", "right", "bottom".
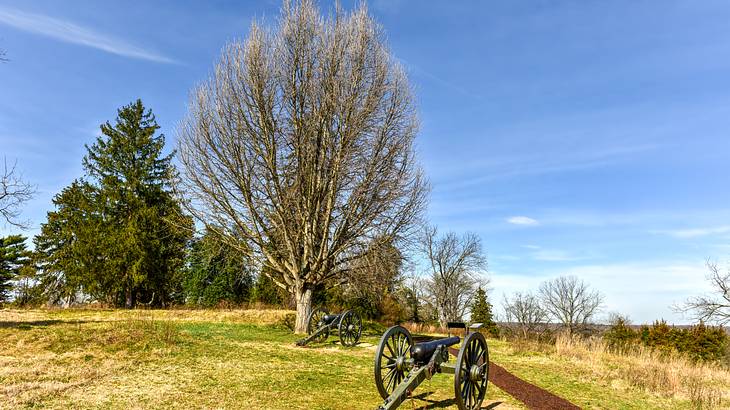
[{"left": 1, "top": 309, "right": 728, "bottom": 409}]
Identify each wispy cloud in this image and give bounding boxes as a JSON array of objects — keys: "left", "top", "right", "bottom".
[
  {"left": 0, "top": 7, "right": 177, "bottom": 64},
  {"left": 398, "top": 58, "right": 483, "bottom": 100},
  {"left": 520, "top": 244, "right": 589, "bottom": 262},
  {"left": 507, "top": 216, "right": 539, "bottom": 226},
  {"left": 654, "top": 225, "right": 730, "bottom": 239},
  {"left": 437, "top": 143, "right": 657, "bottom": 191}
]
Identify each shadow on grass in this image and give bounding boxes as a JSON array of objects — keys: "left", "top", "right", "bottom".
[
  {"left": 0, "top": 319, "right": 99, "bottom": 330},
  {"left": 410, "top": 391, "right": 503, "bottom": 409}
]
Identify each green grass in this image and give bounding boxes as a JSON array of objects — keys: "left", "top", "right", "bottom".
[{"left": 1, "top": 309, "right": 727, "bottom": 409}]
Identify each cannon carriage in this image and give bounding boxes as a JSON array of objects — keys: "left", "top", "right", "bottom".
[
  {"left": 296, "top": 307, "right": 362, "bottom": 347},
  {"left": 373, "top": 323, "right": 489, "bottom": 410}
]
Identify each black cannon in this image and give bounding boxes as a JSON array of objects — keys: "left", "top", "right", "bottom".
[
  {"left": 296, "top": 307, "right": 362, "bottom": 347},
  {"left": 373, "top": 323, "right": 489, "bottom": 410}
]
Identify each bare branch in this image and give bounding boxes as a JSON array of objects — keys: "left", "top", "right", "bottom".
[
  {"left": 538, "top": 275, "right": 603, "bottom": 333},
  {"left": 420, "top": 225, "right": 487, "bottom": 327},
  {"left": 176, "top": 0, "right": 428, "bottom": 332},
  {"left": 0, "top": 158, "right": 37, "bottom": 229},
  {"left": 677, "top": 261, "right": 730, "bottom": 325},
  {"left": 502, "top": 291, "right": 548, "bottom": 339}
]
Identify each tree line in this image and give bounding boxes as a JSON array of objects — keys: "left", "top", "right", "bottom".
[
  {"left": 0, "top": 93, "right": 495, "bottom": 331},
  {"left": 1, "top": 0, "right": 728, "bottom": 337}
]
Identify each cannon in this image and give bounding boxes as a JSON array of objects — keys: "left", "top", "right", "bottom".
[
  {"left": 296, "top": 307, "right": 362, "bottom": 347},
  {"left": 373, "top": 323, "right": 489, "bottom": 410}
]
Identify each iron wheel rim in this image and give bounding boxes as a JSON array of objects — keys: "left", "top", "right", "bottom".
[
  {"left": 338, "top": 310, "right": 362, "bottom": 346},
  {"left": 374, "top": 325, "right": 412, "bottom": 399},
  {"left": 306, "top": 307, "right": 329, "bottom": 343},
  {"left": 454, "top": 331, "right": 489, "bottom": 410}
]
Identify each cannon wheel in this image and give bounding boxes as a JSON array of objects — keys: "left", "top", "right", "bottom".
[
  {"left": 374, "top": 325, "right": 413, "bottom": 399},
  {"left": 454, "top": 331, "right": 489, "bottom": 410},
  {"left": 338, "top": 310, "right": 362, "bottom": 347},
  {"left": 306, "top": 307, "right": 329, "bottom": 343}
]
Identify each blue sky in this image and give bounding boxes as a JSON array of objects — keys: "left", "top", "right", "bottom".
[{"left": 1, "top": 0, "right": 729, "bottom": 324}]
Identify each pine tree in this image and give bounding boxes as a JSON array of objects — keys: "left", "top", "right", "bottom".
[
  {"left": 470, "top": 286, "right": 499, "bottom": 337},
  {"left": 0, "top": 235, "right": 30, "bottom": 304},
  {"left": 33, "top": 181, "right": 105, "bottom": 304},
  {"left": 182, "top": 229, "right": 254, "bottom": 307},
  {"left": 34, "top": 100, "right": 192, "bottom": 307}
]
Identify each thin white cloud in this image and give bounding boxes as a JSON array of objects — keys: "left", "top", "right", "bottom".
[
  {"left": 0, "top": 7, "right": 177, "bottom": 64},
  {"left": 533, "top": 249, "right": 585, "bottom": 262},
  {"left": 520, "top": 244, "right": 589, "bottom": 262},
  {"left": 507, "top": 216, "right": 539, "bottom": 226},
  {"left": 654, "top": 225, "right": 730, "bottom": 239}
]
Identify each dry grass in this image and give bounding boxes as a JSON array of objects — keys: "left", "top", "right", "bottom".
[
  {"left": 553, "top": 334, "right": 729, "bottom": 409},
  {"left": 5, "top": 309, "right": 727, "bottom": 409},
  {"left": 0, "top": 309, "right": 519, "bottom": 410}
]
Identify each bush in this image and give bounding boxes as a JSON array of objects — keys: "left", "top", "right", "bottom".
[{"left": 605, "top": 318, "right": 728, "bottom": 363}]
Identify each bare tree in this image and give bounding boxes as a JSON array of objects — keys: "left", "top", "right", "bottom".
[
  {"left": 502, "top": 291, "right": 548, "bottom": 339},
  {"left": 421, "top": 225, "right": 487, "bottom": 328},
  {"left": 340, "top": 236, "right": 403, "bottom": 310},
  {"left": 1, "top": 159, "right": 36, "bottom": 228},
  {"left": 539, "top": 275, "right": 603, "bottom": 333},
  {"left": 177, "top": 1, "right": 428, "bottom": 333},
  {"left": 679, "top": 261, "right": 730, "bottom": 325}
]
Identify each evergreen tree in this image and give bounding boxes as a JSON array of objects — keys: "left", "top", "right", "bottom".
[
  {"left": 33, "top": 181, "right": 106, "bottom": 304},
  {"left": 182, "top": 229, "right": 254, "bottom": 307},
  {"left": 250, "top": 267, "right": 284, "bottom": 307},
  {"left": 34, "top": 100, "right": 192, "bottom": 307},
  {"left": 470, "top": 287, "right": 499, "bottom": 337},
  {"left": 0, "top": 235, "right": 31, "bottom": 304}
]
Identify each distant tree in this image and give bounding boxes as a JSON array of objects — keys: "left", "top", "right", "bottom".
[
  {"left": 1, "top": 159, "right": 36, "bottom": 228},
  {"left": 33, "top": 181, "right": 102, "bottom": 305},
  {"left": 183, "top": 229, "right": 254, "bottom": 307},
  {"left": 250, "top": 267, "right": 284, "bottom": 307},
  {"left": 177, "top": 1, "right": 427, "bottom": 333},
  {"left": 470, "top": 286, "right": 499, "bottom": 337},
  {"left": 338, "top": 237, "right": 404, "bottom": 318},
  {"left": 0, "top": 235, "right": 30, "bottom": 304},
  {"left": 34, "top": 100, "right": 192, "bottom": 307},
  {"left": 603, "top": 313, "right": 637, "bottom": 351},
  {"left": 403, "top": 273, "right": 423, "bottom": 323},
  {"left": 421, "top": 225, "right": 487, "bottom": 328},
  {"left": 12, "top": 263, "right": 40, "bottom": 306},
  {"left": 679, "top": 261, "right": 730, "bottom": 325},
  {"left": 539, "top": 275, "right": 604, "bottom": 334},
  {"left": 503, "top": 291, "right": 548, "bottom": 339}
]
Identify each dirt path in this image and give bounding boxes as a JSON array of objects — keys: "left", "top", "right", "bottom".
[{"left": 448, "top": 347, "right": 579, "bottom": 410}]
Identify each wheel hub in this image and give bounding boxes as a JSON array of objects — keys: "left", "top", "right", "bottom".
[
  {"left": 348, "top": 324, "right": 355, "bottom": 332},
  {"left": 395, "top": 355, "right": 406, "bottom": 372},
  {"left": 469, "top": 364, "right": 482, "bottom": 382}
]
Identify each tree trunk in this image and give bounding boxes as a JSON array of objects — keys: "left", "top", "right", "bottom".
[
  {"left": 125, "top": 286, "right": 133, "bottom": 309},
  {"left": 294, "top": 286, "right": 313, "bottom": 334}
]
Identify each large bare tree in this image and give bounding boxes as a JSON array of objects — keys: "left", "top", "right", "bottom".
[
  {"left": 538, "top": 275, "right": 603, "bottom": 334},
  {"left": 1, "top": 159, "right": 36, "bottom": 228},
  {"left": 679, "top": 261, "right": 730, "bottom": 325},
  {"left": 421, "top": 225, "right": 487, "bottom": 327},
  {"left": 177, "top": 1, "right": 427, "bottom": 332},
  {"left": 502, "top": 291, "right": 548, "bottom": 339}
]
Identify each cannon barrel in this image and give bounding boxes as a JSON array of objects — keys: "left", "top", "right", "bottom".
[
  {"left": 410, "top": 336, "right": 460, "bottom": 364},
  {"left": 321, "top": 314, "right": 341, "bottom": 324}
]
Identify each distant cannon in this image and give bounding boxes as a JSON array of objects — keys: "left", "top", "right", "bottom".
[
  {"left": 373, "top": 322, "right": 489, "bottom": 410},
  {"left": 296, "top": 307, "right": 362, "bottom": 347}
]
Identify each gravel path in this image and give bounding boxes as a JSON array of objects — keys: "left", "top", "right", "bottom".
[{"left": 447, "top": 347, "right": 580, "bottom": 410}]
